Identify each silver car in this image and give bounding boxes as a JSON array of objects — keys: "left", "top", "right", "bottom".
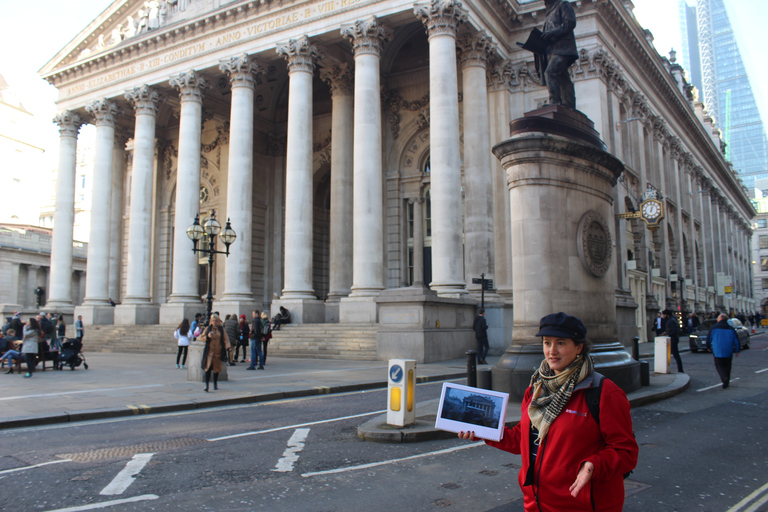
[{"left": 689, "top": 318, "right": 750, "bottom": 352}]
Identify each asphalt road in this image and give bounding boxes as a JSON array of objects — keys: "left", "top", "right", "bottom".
[{"left": 2, "top": 334, "right": 768, "bottom": 512}]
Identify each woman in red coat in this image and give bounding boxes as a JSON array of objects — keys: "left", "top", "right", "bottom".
[{"left": 460, "top": 312, "right": 638, "bottom": 512}]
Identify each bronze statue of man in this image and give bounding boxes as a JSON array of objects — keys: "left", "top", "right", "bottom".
[{"left": 541, "top": 0, "right": 578, "bottom": 109}]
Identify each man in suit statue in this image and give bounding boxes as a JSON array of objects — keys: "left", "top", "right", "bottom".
[{"left": 541, "top": 0, "right": 578, "bottom": 109}]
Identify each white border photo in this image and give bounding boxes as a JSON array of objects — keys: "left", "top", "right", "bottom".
[{"left": 435, "top": 382, "right": 509, "bottom": 442}]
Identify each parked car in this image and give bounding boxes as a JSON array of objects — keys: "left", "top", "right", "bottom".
[{"left": 689, "top": 318, "right": 750, "bottom": 352}]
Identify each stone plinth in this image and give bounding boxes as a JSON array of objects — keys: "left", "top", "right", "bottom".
[
  {"left": 492, "top": 106, "right": 640, "bottom": 401},
  {"left": 74, "top": 305, "right": 114, "bottom": 325},
  {"left": 114, "top": 303, "right": 160, "bottom": 325},
  {"left": 271, "top": 298, "right": 325, "bottom": 324},
  {"left": 375, "top": 287, "right": 475, "bottom": 363},
  {"left": 339, "top": 296, "right": 378, "bottom": 323},
  {"left": 159, "top": 302, "right": 204, "bottom": 325},
  {"left": 186, "top": 341, "right": 229, "bottom": 382}
]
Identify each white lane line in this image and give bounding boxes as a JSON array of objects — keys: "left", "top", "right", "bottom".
[
  {"left": 726, "top": 481, "right": 768, "bottom": 512},
  {"left": 0, "top": 459, "right": 72, "bottom": 475},
  {"left": 302, "top": 441, "right": 485, "bottom": 478},
  {"left": 99, "top": 453, "right": 154, "bottom": 496},
  {"left": 756, "top": 368, "right": 768, "bottom": 374},
  {"left": 273, "top": 428, "right": 310, "bottom": 472},
  {"left": 42, "top": 494, "right": 159, "bottom": 512},
  {"left": 0, "top": 384, "right": 163, "bottom": 402},
  {"left": 207, "top": 410, "right": 385, "bottom": 441},
  {"left": 697, "top": 378, "right": 740, "bottom": 392}
]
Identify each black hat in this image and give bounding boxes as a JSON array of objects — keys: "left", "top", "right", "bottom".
[{"left": 535, "top": 312, "right": 587, "bottom": 340}]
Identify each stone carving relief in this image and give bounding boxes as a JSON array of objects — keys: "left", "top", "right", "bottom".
[
  {"left": 313, "top": 132, "right": 332, "bottom": 167},
  {"left": 383, "top": 89, "right": 430, "bottom": 140},
  {"left": 577, "top": 210, "right": 612, "bottom": 278},
  {"left": 487, "top": 60, "right": 541, "bottom": 92}
]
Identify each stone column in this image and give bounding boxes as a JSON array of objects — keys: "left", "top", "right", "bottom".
[
  {"left": 339, "top": 16, "right": 391, "bottom": 323},
  {"left": 48, "top": 111, "right": 83, "bottom": 311},
  {"left": 411, "top": 196, "right": 425, "bottom": 287},
  {"left": 319, "top": 63, "right": 354, "bottom": 322},
  {"left": 109, "top": 133, "right": 127, "bottom": 303},
  {"left": 415, "top": 0, "right": 467, "bottom": 296},
  {"left": 77, "top": 99, "right": 118, "bottom": 324},
  {"left": 160, "top": 71, "right": 208, "bottom": 324},
  {"left": 115, "top": 85, "right": 164, "bottom": 325},
  {"left": 216, "top": 55, "right": 261, "bottom": 315},
  {"left": 273, "top": 36, "right": 325, "bottom": 323},
  {"left": 458, "top": 31, "right": 496, "bottom": 296}
]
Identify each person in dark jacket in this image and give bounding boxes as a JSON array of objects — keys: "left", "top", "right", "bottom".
[
  {"left": 706, "top": 314, "right": 740, "bottom": 389},
  {"left": 10, "top": 313, "right": 24, "bottom": 341},
  {"left": 473, "top": 309, "right": 489, "bottom": 364},
  {"left": 237, "top": 314, "right": 250, "bottom": 363},
  {"left": 662, "top": 309, "right": 683, "bottom": 373},
  {"left": 247, "top": 310, "right": 264, "bottom": 370},
  {"left": 224, "top": 313, "right": 240, "bottom": 364},
  {"left": 458, "top": 313, "right": 638, "bottom": 511},
  {"left": 686, "top": 313, "right": 700, "bottom": 335},
  {"left": 540, "top": 0, "right": 578, "bottom": 108}
]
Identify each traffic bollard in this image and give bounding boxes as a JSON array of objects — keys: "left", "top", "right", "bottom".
[
  {"left": 632, "top": 336, "right": 640, "bottom": 361},
  {"left": 466, "top": 350, "right": 477, "bottom": 388}
]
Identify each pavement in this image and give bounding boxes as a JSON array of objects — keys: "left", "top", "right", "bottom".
[{"left": 0, "top": 341, "right": 693, "bottom": 439}]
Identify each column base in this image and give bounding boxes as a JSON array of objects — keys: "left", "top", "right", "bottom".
[
  {"left": 270, "top": 298, "right": 324, "bottom": 324},
  {"left": 114, "top": 303, "right": 160, "bottom": 325},
  {"left": 213, "top": 298, "right": 261, "bottom": 319},
  {"left": 74, "top": 305, "right": 115, "bottom": 325},
  {"left": 339, "top": 296, "right": 379, "bottom": 323},
  {"left": 324, "top": 295, "right": 345, "bottom": 323},
  {"left": 186, "top": 341, "right": 228, "bottom": 382},
  {"left": 160, "top": 302, "right": 204, "bottom": 325}
]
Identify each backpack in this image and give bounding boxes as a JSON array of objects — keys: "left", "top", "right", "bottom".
[
  {"left": 41, "top": 318, "right": 53, "bottom": 335},
  {"left": 583, "top": 372, "right": 634, "bottom": 479}
]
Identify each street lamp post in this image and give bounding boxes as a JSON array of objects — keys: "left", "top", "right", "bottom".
[{"left": 186, "top": 210, "right": 237, "bottom": 327}]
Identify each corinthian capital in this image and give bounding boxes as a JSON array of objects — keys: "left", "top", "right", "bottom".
[
  {"left": 219, "top": 54, "right": 262, "bottom": 88},
  {"left": 341, "top": 16, "right": 392, "bottom": 56},
  {"left": 457, "top": 32, "right": 496, "bottom": 68},
  {"left": 169, "top": 70, "right": 209, "bottom": 102},
  {"left": 86, "top": 99, "right": 119, "bottom": 127},
  {"left": 276, "top": 35, "right": 324, "bottom": 74},
  {"left": 125, "top": 84, "right": 165, "bottom": 115},
  {"left": 414, "top": 0, "right": 467, "bottom": 38},
  {"left": 320, "top": 63, "right": 354, "bottom": 97},
  {"left": 53, "top": 110, "right": 84, "bottom": 137}
]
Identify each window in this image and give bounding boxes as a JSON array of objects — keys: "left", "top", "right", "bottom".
[
  {"left": 762, "top": 258, "right": 768, "bottom": 272},
  {"left": 762, "top": 278, "right": 768, "bottom": 289},
  {"left": 759, "top": 219, "right": 768, "bottom": 229},
  {"left": 761, "top": 235, "right": 768, "bottom": 249}
]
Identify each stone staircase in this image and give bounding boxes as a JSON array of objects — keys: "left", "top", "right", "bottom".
[
  {"left": 269, "top": 323, "right": 379, "bottom": 360},
  {"left": 78, "top": 323, "right": 380, "bottom": 360}
]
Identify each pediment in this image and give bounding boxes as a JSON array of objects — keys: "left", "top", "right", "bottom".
[{"left": 40, "top": 0, "right": 224, "bottom": 77}]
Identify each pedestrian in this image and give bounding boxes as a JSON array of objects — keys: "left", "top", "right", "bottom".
[
  {"left": 237, "top": 314, "right": 250, "bottom": 363},
  {"left": 190, "top": 313, "right": 202, "bottom": 341},
  {"left": 200, "top": 314, "right": 231, "bottom": 392},
  {"left": 247, "top": 310, "right": 264, "bottom": 370},
  {"left": 654, "top": 312, "right": 664, "bottom": 336},
  {"left": 686, "top": 312, "right": 700, "bottom": 335},
  {"left": 260, "top": 311, "right": 272, "bottom": 364},
  {"left": 662, "top": 309, "right": 683, "bottom": 373},
  {"left": 473, "top": 309, "right": 489, "bottom": 364},
  {"left": 2, "top": 317, "right": 10, "bottom": 336},
  {"left": 21, "top": 317, "right": 43, "bottom": 378},
  {"left": 53, "top": 316, "right": 66, "bottom": 351},
  {"left": 272, "top": 306, "right": 290, "bottom": 331},
  {"left": 458, "top": 312, "right": 638, "bottom": 511},
  {"left": 174, "top": 318, "right": 191, "bottom": 369},
  {"left": 706, "top": 313, "right": 740, "bottom": 389},
  {"left": 74, "top": 315, "right": 84, "bottom": 343},
  {"left": 10, "top": 312, "right": 24, "bottom": 341},
  {"left": 224, "top": 313, "right": 241, "bottom": 363},
  {"left": 1, "top": 329, "right": 21, "bottom": 373}
]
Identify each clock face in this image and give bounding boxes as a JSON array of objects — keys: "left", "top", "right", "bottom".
[{"left": 642, "top": 200, "right": 661, "bottom": 220}]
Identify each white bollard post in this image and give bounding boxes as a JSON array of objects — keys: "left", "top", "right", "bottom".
[
  {"left": 654, "top": 336, "right": 670, "bottom": 374},
  {"left": 387, "top": 359, "right": 416, "bottom": 426}
]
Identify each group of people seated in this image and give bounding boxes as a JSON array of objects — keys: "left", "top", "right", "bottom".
[{"left": 1, "top": 311, "right": 64, "bottom": 377}]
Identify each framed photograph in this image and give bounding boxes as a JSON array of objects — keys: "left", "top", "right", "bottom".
[{"left": 434, "top": 382, "right": 509, "bottom": 442}]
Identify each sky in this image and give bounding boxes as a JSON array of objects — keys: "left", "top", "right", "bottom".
[{"left": 0, "top": 0, "right": 766, "bottom": 180}]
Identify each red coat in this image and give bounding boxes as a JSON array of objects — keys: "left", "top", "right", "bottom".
[{"left": 486, "top": 374, "right": 638, "bottom": 512}]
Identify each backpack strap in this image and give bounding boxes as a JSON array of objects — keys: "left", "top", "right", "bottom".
[{"left": 584, "top": 372, "right": 605, "bottom": 426}]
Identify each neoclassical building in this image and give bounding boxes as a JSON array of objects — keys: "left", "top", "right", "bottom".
[{"left": 39, "top": 0, "right": 754, "bottom": 360}]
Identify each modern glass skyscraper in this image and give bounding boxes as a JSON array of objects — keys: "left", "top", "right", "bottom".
[{"left": 680, "top": 0, "right": 768, "bottom": 191}]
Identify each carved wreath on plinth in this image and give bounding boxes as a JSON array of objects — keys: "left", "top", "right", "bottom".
[{"left": 577, "top": 210, "right": 612, "bottom": 278}]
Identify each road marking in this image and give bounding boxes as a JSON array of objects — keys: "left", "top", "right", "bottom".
[
  {"left": 41, "top": 494, "right": 159, "bottom": 511},
  {"left": 696, "top": 378, "right": 740, "bottom": 392},
  {"left": 236, "top": 365, "right": 386, "bottom": 381},
  {"left": 273, "top": 428, "right": 310, "bottom": 472},
  {"left": 756, "top": 368, "right": 768, "bottom": 374},
  {"left": 726, "top": 481, "right": 768, "bottom": 512},
  {"left": 0, "top": 384, "right": 163, "bottom": 402},
  {"left": 100, "top": 453, "right": 154, "bottom": 496},
  {"left": 0, "top": 459, "right": 72, "bottom": 475},
  {"left": 301, "top": 441, "right": 485, "bottom": 477},
  {"left": 207, "top": 410, "right": 385, "bottom": 441}
]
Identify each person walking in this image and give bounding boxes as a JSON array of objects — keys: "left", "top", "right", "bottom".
[
  {"left": 662, "top": 309, "right": 683, "bottom": 373},
  {"left": 653, "top": 312, "right": 664, "bottom": 336},
  {"left": 706, "top": 313, "right": 740, "bottom": 389},
  {"left": 200, "top": 314, "right": 231, "bottom": 392},
  {"left": 247, "top": 310, "right": 264, "bottom": 370},
  {"left": 686, "top": 312, "right": 700, "bottom": 335},
  {"left": 237, "top": 314, "right": 250, "bottom": 363},
  {"left": 21, "top": 317, "right": 43, "bottom": 378},
  {"left": 174, "top": 318, "right": 191, "bottom": 369},
  {"left": 473, "top": 309, "right": 489, "bottom": 364},
  {"left": 458, "top": 313, "right": 638, "bottom": 511},
  {"left": 260, "top": 311, "right": 272, "bottom": 365},
  {"left": 74, "top": 315, "right": 84, "bottom": 343},
  {"left": 190, "top": 313, "right": 202, "bottom": 341},
  {"left": 224, "top": 313, "right": 241, "bottom": 363}
]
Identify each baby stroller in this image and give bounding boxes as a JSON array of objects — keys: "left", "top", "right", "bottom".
[{"left": 57, "top": 338, "right": 88, "bottom": 371}]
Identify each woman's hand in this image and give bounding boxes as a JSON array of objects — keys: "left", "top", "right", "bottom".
[
  {"left": 457, "top": 431, "right": 479, "bottom": 441},
  {"left": 569, "top": 461, "right": 594, "bottom": 497}
]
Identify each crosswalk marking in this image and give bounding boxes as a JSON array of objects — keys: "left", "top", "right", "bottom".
[
  {"left": 42, "top": 494, "right": 159, "bottom": 511},
  {"left": 273, "top": 428, "right": 310, "bottom": 472},
  {"left": 100, "top": 453, "right": 154, "bottom": 496}
]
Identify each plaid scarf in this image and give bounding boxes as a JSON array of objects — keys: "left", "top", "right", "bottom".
[{"left": 528, "top": 354, "right": 593, "bottom": 444}]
